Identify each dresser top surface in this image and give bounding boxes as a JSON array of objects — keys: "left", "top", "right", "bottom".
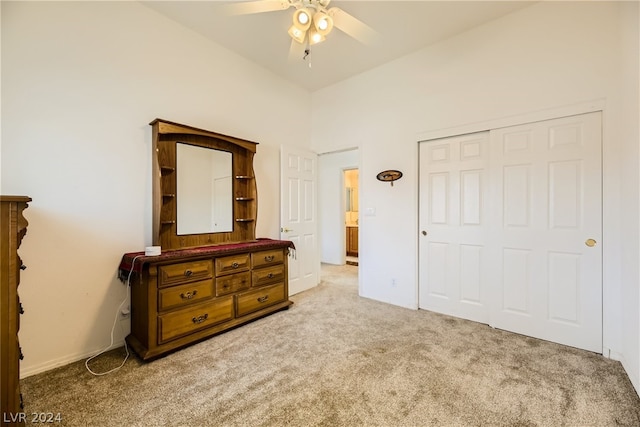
[
  {"left": 0, "top": 195, "right": 32, "bottom": 202},
  {"left": 119, "top": 239, "right": 294, "bottom": 276}
]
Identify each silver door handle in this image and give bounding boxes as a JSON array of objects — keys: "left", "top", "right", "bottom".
[{"left": 281, "top": 227, "right": 292, "bottom": 233}]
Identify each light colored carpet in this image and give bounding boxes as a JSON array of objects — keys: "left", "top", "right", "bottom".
[{"left": 21, "top": 263, "right": 640, "bottom": 426}]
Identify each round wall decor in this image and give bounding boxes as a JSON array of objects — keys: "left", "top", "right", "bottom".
[{"left": 376, "top": 170, "right": 403, "bottom": 186}]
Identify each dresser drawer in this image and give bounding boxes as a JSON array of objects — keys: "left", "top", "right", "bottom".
[
  {"left": 158, "top": 297, "right": 234, "bottom": 344},
  {"left": 252, "top": 264, "right": 285, "bottom": 287},
  {"left": 158, "top": 260, "right": 213, "bottom": 288},
  {"left": 236, "top": 283, "right": 285, "bottom": 317},
  {"left": 252, "top": 249, "right": 284, "bottom": 268},
  {"left": 216, "top": 271, "right": 251, "bottom": 296},
  {"left": 215, "top": 253, "right": 250, "bottom": 276},
  {"left": 158, "top": 279, "right": 214, "bottom": 311}
]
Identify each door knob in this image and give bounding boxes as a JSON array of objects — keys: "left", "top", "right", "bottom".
[
  {"left": 585, "top": 238, "right": 597, "bottom": 247},
  {"left": 421, "top": 230, "right": 428, "bottom": 236},
  {"left": 281, "top": 227, "right": 292, "bottom": 233}
]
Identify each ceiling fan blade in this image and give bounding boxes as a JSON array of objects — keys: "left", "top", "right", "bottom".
[
  {"left": 221, "top": 0, "right": 291, "bottom": 16},
  {"left": 288, "top": 38, "right": 307, "bottom": 63},
  {"left": 328, "top": 7, "right": 379, "bottom": 45}
]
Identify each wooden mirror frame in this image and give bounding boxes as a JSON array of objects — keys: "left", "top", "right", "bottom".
[{"left": 151, "top": 119, "right": 258, "bottom": 250}]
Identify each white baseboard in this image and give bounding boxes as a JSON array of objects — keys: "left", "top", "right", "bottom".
[
  {"left": 598, "top": 348, "right": 638, "bottom": 398},
  {"left": 603, "top": 347, "right": 623, "bottom": 361},
  {"left": 618, "top": 352, "right": 640, "bottom": 398},
  {"left": 20, "top": 339, "right": 126, "bottom": 379}
]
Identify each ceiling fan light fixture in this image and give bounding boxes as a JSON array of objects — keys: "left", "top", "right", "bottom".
[
  {"left": 292, "top": 8, "right": 312, "bottom": 31},
  {"left": 313, "top": 11, "right": 333, "bottom": 36},
  {"left": 308, "top": 28, "right": 325, "bottom": 45},
  {"left": 288, "top": 25, "right": 307, "bottom": 44}
]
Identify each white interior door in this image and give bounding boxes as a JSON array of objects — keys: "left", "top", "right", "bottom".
[
  {"left": 489, "top": 112, "right": 602, "bottom": 352},
  {"left": 212, "top": 176, "right": 232, "bottom": 232},
  {"left": 418, "top": 132, "right": 491, "bottom": 324},
  {"left": 419, "top": 112, "right": 602, "bottom": 353},
  {"left": 281, "top": 146, "right": 319, "bottom": 295}
]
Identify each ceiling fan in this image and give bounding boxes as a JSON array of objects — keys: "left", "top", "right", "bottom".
[{"left": 222, "top": 0, "right": 378, "bottom": 60}]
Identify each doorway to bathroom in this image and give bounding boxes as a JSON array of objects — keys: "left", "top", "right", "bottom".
[
  {"left": 318, "top": 148, "right": 359, "bottom": 268},
  {"left": 344, "top": 168, "right": 359, "bottom": 266}
]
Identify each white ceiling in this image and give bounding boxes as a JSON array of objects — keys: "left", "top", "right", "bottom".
[{"left": 142, "top": 1, "right": 535, "bottom": 92}]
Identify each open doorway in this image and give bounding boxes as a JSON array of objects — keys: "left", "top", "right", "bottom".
[
  {"left": 318, "top": 148, "right": 360, "bottom": 294},
  {"left": 318, "top": 148, "right": 358, "bottom": 267},
  {"left": 344, "top": 168, "right": 359, "bottom": 266}
]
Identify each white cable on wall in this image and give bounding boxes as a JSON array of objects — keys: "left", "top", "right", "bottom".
[{"left": 84, "top": 255, "right": 141, "bottom": 376}]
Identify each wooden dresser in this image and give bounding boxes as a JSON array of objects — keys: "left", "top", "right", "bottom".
[
  {"left": 1, "top": 196, "right": 31, "bottom": 426},
  {"left": 121, "top": 240, "right": 293, "bottom": 360},
  {"left": 123, "top": 119, "right": 294, "bottom": 360}
]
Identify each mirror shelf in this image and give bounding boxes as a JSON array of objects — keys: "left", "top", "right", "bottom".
[{"left": 151, "top": 119, "right": 259, "bottom": 251}]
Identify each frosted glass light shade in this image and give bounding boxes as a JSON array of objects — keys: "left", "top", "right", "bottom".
[
  {"left": 313, "top": 11, "right": 333, "bottom": 36},
  {"left": 292, "top": 9, "right": 312, "bottom": 31},
  {"left": 288, "top": 25, "right": 306, "bottom": 44},
  {"left": 308, "top": 29, "right": 325, "bottom": 45}
]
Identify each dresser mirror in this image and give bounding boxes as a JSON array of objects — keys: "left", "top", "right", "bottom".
[
  {"left": 176, "top": 143, "right": 233, "bottom": 235},
  {"left": 151, "top": 119, "right": 258, "bottom": 250}
]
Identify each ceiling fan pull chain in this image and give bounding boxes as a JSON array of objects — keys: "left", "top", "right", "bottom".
[{"left": 303, "top": 47, "right": 312, "bottom": 68}]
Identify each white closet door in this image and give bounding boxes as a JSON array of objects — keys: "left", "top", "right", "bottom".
[
  {"left": 418, "top": 132, "right": 491, "bottom": 324},
  {"left": 418, "top": 112, "right": 602, "bottom": 353},
  {"left": 489, "top": 112, "right": 602, "bottom": 352}
]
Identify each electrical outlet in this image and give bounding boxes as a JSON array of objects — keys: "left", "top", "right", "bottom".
[{"left": 120, "top": 305, "right": 130, "bottom": 319}]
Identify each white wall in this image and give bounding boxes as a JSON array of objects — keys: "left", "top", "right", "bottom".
[
  {"left": 318, "top": 149, "right": 358, "bottom": 264},
  {"left": 0, "top": 3, "right": 3, "bottom": 187},
  {"left": 311, "top": 1, "right": 639, "bottom": 393},
  {"left": 618, "top": 0, "right": 640, "bottom": 398},
  {"left": 1, "top": 1, "right": 311, "bottom": 377}
]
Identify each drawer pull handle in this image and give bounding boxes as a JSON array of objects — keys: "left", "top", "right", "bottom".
[
  {"left": 267, "top": 273, "right": 274, "bottom": 279},
  {"left": 257, "top": 295, "right": 269, "bottom": 303},
  {"left": 264, "top": 255, "right": 274, "bottom": 262},
  {"left": 184, "top": 269, "right": 193, "bottom": 277},
  {"left": 231, "top": 262, "right": 239, "bottom": 269},
  {"left": 180, "top": 290, "right": 197, "bottom": 300},
  {"left": 192, "top": 313, "right": 209, "bottom": 324}
]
